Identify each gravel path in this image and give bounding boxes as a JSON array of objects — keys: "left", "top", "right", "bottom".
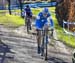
[{"left": 0, "top": 25, "right": 73, "bottom": 63}]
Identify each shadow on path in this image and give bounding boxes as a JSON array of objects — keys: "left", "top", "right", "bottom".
[
  {"left": 0, "top": 40, "right": 14, "bottom": 63},
  {"left": 47, "top": 56, "right": 69, "bottom": 63}
]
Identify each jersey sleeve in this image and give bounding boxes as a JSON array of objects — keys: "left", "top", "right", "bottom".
[
  {"left": 36, "top": 12, "right": 42, "bottom": 20},
  {"left": 47, "top": 12, "right": 51, "bottom": 17},
  {"left": 47, "top": 13, "right": 54, "bottom": 27}
]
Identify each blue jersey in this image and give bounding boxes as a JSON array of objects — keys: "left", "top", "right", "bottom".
[
  {"left": 24, "top": 7, "right": 32, "bottom": 17},
  {"left": 35, "top": 12, "right": 54, "bottom": 29}
]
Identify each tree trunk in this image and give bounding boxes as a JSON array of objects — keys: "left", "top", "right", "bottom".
[
  {"left": 7, "top": 0, "right": 11, "bottom": 15},
  {"left": 18, "top": 0, "right": 23, "bottom": 17},
  {"left": 56, "top": 0, "right": 75, "bottom": 32}
]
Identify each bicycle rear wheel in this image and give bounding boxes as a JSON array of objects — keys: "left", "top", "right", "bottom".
[
  {"left": 27, "top": 21, "right": 29, "bottom": 33},
  {"left": 27, "top": 18, "right": 31, "bottom": 33}
]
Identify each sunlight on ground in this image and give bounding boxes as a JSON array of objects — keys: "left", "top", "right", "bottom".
[{"left": 0, "top": 7, "right": 75, "bottom": 48}]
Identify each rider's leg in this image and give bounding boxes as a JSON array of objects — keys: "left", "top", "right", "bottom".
[
  {"left": 27, "top": 16, "right": 32, "bottom": 30},
  {"left": 36, "top": 29, "right": 41, "bottom": 54},
  {"left": 25, "top": 16, "right": 27, "bottom": 26}
]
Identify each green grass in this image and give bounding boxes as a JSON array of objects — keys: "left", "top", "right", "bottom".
[
  {"left": 57, "top": 29, "right": 75, "bottom": 48},
  {"left": 0, "top": 14, "right": 24, "bottom": 27},
  {"left": 31, "top": 8, "right": 43, "bottom": 16}
]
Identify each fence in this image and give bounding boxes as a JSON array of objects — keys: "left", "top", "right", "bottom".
[{"left": 63, "top": 20, "right": 75, "bottom": 36}]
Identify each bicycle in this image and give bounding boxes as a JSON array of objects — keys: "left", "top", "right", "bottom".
[
  {"left": 26, "top": 17, "right": 32, "bottom": 33},
  {"left": 37, "top": 26, "right": 54, "bottom": 60}
]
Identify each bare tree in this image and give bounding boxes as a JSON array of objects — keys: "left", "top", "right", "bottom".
[
  {"left": 7, "top": 0, "right": 11, "bottom": 15},
  {"left": 56, "top": 0, "right": 75, "bottom": 31},
  {"left": 18, "top": 0, "right": 23, "bottom": 17}
]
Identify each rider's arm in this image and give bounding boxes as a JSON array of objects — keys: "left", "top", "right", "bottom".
[
  {"left": 49, "top": 16, "right": 54, "bottom": 27},
  {"left": 36, "top": 12, "right": 42, "bottom": 20},
  {"left": 47, "top": 14, "right": 54, "bottom": 28},
  {"left": 30, "top": 9, "right": 33, "bottom": 17},
  {"left": 24, "top": 8, "right": 26, "bottom": 17}
]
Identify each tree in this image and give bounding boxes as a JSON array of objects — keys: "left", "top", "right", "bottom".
[
  {"left": 56, "top": 0, "right": 75, "bottom": 32},
  {"left": 18, "top": 0, "right": 23, "bottom": 17},
  {"left": 7, "top": 0, "right": 11, "bottom": 15}
]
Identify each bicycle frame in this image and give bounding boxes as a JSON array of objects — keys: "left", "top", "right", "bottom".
[
  {"left": 41, "top": 28, "right": 48, "bottom": 60},
  {"left": 37, "top": 27, "right": 54, "bottom": 60},
  {"left": 26, "top": 17, "right": 31, "bottom": 33}
]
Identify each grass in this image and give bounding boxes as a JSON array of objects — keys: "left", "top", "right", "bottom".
[
  {"left": 57, "top": 29, "right": 75, "bottom": 48},
  {"left": 31, "top": 8, "right": 43, "bottom": 16},
  {"left": 0, "top": 14, "right": 24, "bottom": 27}
]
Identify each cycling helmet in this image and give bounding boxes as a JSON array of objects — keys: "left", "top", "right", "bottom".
[
  {"left": 26, "top": 5, "right": 29, "bottom": 8},
  {"left": 43, "top": 7, "right": 49, "bottom": 14}
]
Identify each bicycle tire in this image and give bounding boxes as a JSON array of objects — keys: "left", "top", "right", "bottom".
[
  {"left": 26, "top": 18, "right": 31, "bottom": 33},
  {"left": 41, "top": 30, "right": 45, "bottom": 56},
  {"left": 45, "top": 35, "right": 48, "bottom": 60}
]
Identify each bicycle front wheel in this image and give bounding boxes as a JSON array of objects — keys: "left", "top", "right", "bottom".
[{"left": 45, "top": 35, "right": 48, "bottom": 60}]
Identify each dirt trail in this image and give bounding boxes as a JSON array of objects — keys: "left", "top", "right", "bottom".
[{"left": 0, "top": 25, "right": 73, "bottom": 63}]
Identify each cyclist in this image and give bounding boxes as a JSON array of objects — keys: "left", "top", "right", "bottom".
[
  {"left": 24, "top": 5, "right": 32, "bottom": 30},
  {"left": 35, "top": 7, "right": 54, "bottom": 54}
]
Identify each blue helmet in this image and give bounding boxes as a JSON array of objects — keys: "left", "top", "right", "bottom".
[
  {"left": 43, "top": 7, "right": 49, "bottom": 14},
  {"left": 26, "top": 5, "right": 29, "bottom": 8}
]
